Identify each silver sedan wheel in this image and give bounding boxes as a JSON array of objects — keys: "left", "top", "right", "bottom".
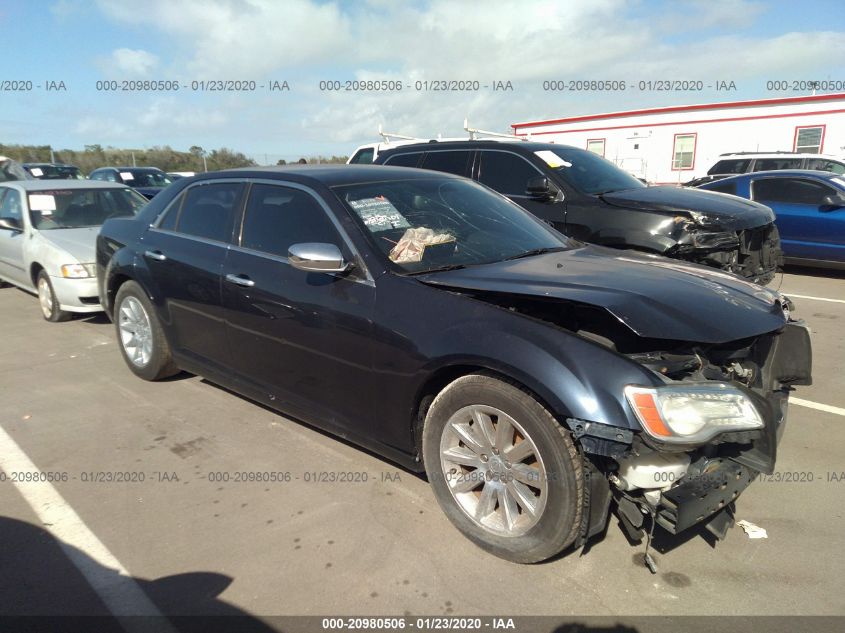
[
  {"left": 37, "top": 277, "right": 54, "bottom": 318},
  {"left": 439, "top": 405, "right": 547, "bottom": 537},
  {"left": 118, "top": 296, "right": 153, "bottom": 368}
]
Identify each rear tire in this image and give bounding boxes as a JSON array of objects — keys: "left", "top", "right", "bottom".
[
  {"left": 422, "top": 373, "right": 583, "bottom": 563},
  {"left": 114, "top": 280, "right": 179, "bottom": 381},
  {"left": 37, "top": 270, "right": 72, "bottom": 322}
]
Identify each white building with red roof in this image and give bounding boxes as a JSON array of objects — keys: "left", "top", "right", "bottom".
[{"left": 511, "top": 93, "right": 845, "bottom": 184}]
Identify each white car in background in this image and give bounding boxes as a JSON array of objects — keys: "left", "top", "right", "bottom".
[{"left": 0, "top": 180, "right": 148, "bottom": 321}]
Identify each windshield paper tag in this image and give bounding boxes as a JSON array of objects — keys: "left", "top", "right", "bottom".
[
  {"left": 534, "top": 150, "right": 572, "bottom": 168},
  {"left": 120, "top": 171, "right": 135, "bottom": 180},
  {"left": 349, "top": 197, "right": 411, "bottom": 232},
  {"left": 29, "top": 194, "right": 57, "bottom": 212},
  {"left": 30, "top": 167, "right": 44, "bottom": 177}
]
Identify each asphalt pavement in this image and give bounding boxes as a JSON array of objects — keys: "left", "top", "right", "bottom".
[{"left": 1, "top": 267, "right": 844, "bottom": 626}]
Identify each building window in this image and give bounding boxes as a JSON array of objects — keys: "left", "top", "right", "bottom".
[
  {"left": 586, "top": 139, "right": 605, "bottom": 157},
  {"left": 672, "top": 133, "right": 696, "bottom": 170},
  {"left": 794, "top": 125, "right": 825, "bottom": 153}
]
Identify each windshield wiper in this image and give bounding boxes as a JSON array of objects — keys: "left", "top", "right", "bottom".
[
  {"left": 502, "top": 247, "right": 566, "bottom": 261},
  {"left": 405, "top": 263, "right": 468, "bottom": 276}
]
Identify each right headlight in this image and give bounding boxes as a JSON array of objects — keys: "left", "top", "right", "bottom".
[{"left": 625, "top": 383, "right": 764, "bottom": 445}]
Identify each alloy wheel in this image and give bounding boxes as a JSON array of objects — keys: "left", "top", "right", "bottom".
[
  {"left": 118, "top": 296, "right": 154, "bottom": 367},
  {"left": 439, "top": 405, "right": 547, "bottom": 537},
  {"left": 37, "top": 277, "right": 54, "bottom": 319}
]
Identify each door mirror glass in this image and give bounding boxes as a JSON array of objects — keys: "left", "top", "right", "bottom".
[
  {"left": 288, "top": 242, "right": 350, "bottom": 273},
  {"left": 0, "top": 217, "right": 22, "bottom": 231}
]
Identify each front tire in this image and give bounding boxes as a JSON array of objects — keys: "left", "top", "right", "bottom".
[
  {"left": 422, "top": 373, "right": 583, "bottom": 563},
  {"left": 114, "top": 280, "right": 179, "bottom": 381},
  {"left": 37, "top": 270, "right": 72, "bottom": 322}
]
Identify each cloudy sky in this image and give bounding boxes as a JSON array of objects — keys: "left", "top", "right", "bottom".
[{"left": 2, "top": 0, "right": 844, "bottom": 162}]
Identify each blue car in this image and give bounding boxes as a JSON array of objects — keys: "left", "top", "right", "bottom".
[{"left": 698, "top": 170, "right": 845, "bottom": 269}]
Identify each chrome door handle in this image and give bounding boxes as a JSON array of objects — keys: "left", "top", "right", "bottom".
[
  {"left": 225, "top": 273, "right": 255, "bottom": 287},
  {"left": 145, "top": 250, "right": 167, "bottom": 261}
]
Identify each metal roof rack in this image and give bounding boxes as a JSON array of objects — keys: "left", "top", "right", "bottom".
[
  {"left": 718, "top": 151, "right": 798, "bottom": 156},
  {"left": 463, "top": 118, "right": 530, "bottom": 141}
]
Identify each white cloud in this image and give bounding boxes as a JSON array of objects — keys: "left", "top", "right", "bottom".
[
  {"left": 98, "top": 48, "right": 160, "bottom": 77},
  {"left": 85, "top": 0, "right": 845, "bottom": 153}
]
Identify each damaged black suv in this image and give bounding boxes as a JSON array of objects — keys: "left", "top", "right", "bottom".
[
  {"left": 97, "top": 166, "right": 811, "bottom": 563},
  {"left": 376, "top": 140, "right": 781, "bottom": 284}
]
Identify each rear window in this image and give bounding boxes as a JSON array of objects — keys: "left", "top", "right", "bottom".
[
  {"left": 27, "top": 188, "right": 148, "bottom": 230},
  {"left": 708, "top": 159, "right": 749, "bottom": 175},
  {"left": 349, "top": 148, "right": 375, "bottom": 164}
]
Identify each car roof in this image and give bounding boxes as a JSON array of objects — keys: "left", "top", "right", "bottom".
[
  {"left": 705, "top": 170, "right": 839, "bottom": 184},
  {"left": 717, "top": 153, "right": 841, "bottom": 160},
  {"left": 0, "top": 180, "right": 133, "bottom": 191},
  {"left": 203, "top": 164, "right": 469, "bottom": 187},
  {"left": 377, "top": 139, "right": 580, "bottom": 155}
]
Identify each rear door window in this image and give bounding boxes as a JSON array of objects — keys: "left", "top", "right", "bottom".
[
  {"left": 384, "top": 152, "right": 423, "bottom": 168},
  {"left": 752, "top": 158, "right": 803, "bottom": 171},
  {"left": 172, "top": 183, "right": 245, "bottom": 242},
  {"left": 752, "top": 178, "right": 835, "bottom": 205},
  {"left": 706, "top": 181, "right": 738, "bottom": 195},
  {"left": 420, "top": 151, "right": 472, "bottom": 177},
  {"left": 478, "top": 151, "right": 543, "bottom": 196}
]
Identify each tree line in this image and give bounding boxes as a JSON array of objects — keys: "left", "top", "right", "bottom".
[{"left": 0, "top": 143, "right": 349, "bottom": 173}]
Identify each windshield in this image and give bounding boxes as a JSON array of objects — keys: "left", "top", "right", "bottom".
[
  {"left": 334, "top": 177, "right": 570, "bottom": 274},
  {"left": 122, "top": 170, "right": 172, "bottom": 188},
  {"left": 539, "top": 147, "right": 645, "bottom": 195},
  {"left": 26, "top": 164, "right": 84, "bottom": 180},
  {"left": 27, "top": 188, "right": 148, "bottom": 230}
]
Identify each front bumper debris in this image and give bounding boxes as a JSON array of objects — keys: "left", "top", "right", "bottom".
[{"left": 656, "top": 459, "right": 756, "bottom": 534}]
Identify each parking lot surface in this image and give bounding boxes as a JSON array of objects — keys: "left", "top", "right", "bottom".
[{"left": 1, "top": 267, "right": 844, "bottom": 622}]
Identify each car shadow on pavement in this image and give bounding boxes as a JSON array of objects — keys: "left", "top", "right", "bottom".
[
  {"left": 0, "top": 515, "right": 279, "bottom": 631},
  {"left": 781, "top": 264, "right": 845, "bottom": 280}
]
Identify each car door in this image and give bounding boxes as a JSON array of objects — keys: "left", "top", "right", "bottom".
[
  {"left": 751, "top": 176, "right": 845, "bottom": 262},
  {"left": 141, "top": 180, "right": 246, "bottom": 372},
  {"left": 222, "top": 181, "right": 376, "bottom": 433},
  {"left": 475, "top": 149, "right": 568, "bottom": 229},
  {"left": 0, "top": 187, "right": 29, "bottom": 285}
]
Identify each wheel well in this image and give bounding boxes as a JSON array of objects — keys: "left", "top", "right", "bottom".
[
  {"left": 29, "top": 263, "right": 44, "bottom": 286},
  {"left": 107, "top": 273, "right": 132, "bottom": 313},
  {"left": 410, "top": 364, "right": 563, "bottom": 458}
]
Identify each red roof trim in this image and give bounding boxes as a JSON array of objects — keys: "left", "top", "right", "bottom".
[
  {"left": 512, "top": 93, "right": 845, "bottom": 129},
  {"left": 512, "top": 108, "right": 845, "bottom": 137}
]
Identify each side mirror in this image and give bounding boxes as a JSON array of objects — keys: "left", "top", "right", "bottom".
[
  {"left": 526, "top": 176, "right": 558, "bottom": 200},
  {"left": 0, "top": 217, "right": 22, "bottom": 231},
  {"left": 820, "top": 195, "right": 845, "bottom": 211},
  {"left": 288, "top": 243, "right": 350, "bottom": 273}
]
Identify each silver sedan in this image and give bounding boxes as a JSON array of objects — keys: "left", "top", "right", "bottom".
[{"left": 0, "top": 180, "right": 148, "bottom": 321}]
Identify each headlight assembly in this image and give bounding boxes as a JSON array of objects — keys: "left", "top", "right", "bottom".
[
  {"left": 60, "top": 263, "right": 90, "bottom": 278},
  {"left": 625, "top": 383, "right": 764, "bottom": 445}
]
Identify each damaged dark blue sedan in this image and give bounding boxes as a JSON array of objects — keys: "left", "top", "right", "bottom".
[{"left": 96, "top": 166, "right": 812, "bottom": 563}]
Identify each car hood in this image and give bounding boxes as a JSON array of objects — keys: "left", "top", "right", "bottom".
[
  {"left": 39, "top": 227, "right": 98, "bottom": 262},
  {"left": 600, "top": 186, "right": 774, "bottom": 230},
  {"left": 417, "top": 246, "right": 788, "bottom": 344}
]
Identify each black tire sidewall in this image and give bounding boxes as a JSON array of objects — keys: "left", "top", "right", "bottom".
[
  {"left": 423, "top": 374, "right": 583, "bottom": 563},
  {"left": 113, "top": 281, "right": 176, "bottom": 381}
]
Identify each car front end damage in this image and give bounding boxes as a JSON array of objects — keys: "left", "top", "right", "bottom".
[
  {"left": 671, "top": 214, "right": 781, "bottom": 285},
  {"left": 570, "top": 319, "right": 812, "bottom": 548}
]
